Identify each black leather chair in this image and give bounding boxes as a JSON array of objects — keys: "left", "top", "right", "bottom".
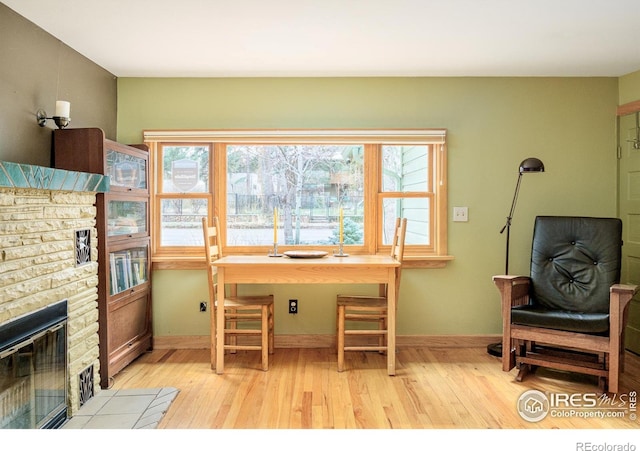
[{"left": 493, "top": 216, "right": 638, "bottom": 393}]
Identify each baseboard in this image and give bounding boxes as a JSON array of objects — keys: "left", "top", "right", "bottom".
[{"left": 152, "top": 334, "right": 502, "bottom": 350}]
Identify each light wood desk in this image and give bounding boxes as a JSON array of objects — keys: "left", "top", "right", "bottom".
[{"left": 211, "top": 254, "right": 401, "bottom": 375}]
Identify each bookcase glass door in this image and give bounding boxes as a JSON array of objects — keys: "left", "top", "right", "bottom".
[
  {"left": 109, "top": 246, "right": 148, "bottom": 295},
  {"left": 107, "top": 200, "right": 148, "bottom": 237},
  {"left": 106, "top": 148, "right": 147, "bottom": 190}
]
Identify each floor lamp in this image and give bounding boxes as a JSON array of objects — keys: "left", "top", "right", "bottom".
[{"left": 487, "top": 157, "right": 545, "bottom": 357}]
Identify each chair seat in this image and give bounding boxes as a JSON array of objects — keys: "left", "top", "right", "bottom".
[{"left": 511, "top": 304, "right": 610, "bottom": 334}]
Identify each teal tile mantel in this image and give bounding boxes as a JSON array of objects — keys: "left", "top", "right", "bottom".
[{"left": 0, "top": 160, "right": 109, "bottom": 193}]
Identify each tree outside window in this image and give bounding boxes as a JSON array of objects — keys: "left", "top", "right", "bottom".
[{"left": 226, "top": 145, "right": 364, "bottom": 246}]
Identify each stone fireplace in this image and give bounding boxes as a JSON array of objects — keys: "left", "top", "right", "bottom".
[{"left": 0, "top": 160, "right": 109, "bottom": 425}]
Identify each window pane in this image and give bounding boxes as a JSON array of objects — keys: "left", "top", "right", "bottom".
[
  {"left": 162, "top": 145, "right": 209, "bottom": 193},
  {"left": 382, "top": 197, "right": 430, "bottom": 245},
  {"left": 226, "top": 145, "right": 364, "bottom": 246},
  {"left": 382, "top": 145, "right": 429, "bottom": 192},
  {"left": 160, "top": 198, "right": 208, "bottom": 246}
]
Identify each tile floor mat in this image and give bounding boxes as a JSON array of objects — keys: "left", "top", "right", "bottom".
[{"left": 62, "top": 387, "right": 179, "bottom": 429}]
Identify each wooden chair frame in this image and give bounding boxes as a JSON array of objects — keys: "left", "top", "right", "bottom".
[
  {"left": 336, "top": 217, "right": 407, "bottom": 372},
  {"left": 494, "top": 275, "right": 637, "bottom": 393},
  {"left": 203, "top": 217, "right": 274, "bottom": 371}
]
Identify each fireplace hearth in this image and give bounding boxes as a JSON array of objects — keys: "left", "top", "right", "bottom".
[{"left": 0, "top": 300, "right": 68, "bottom": 429}]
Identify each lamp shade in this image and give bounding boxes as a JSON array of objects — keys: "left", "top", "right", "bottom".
[{"left": 519, "top": 157, "right": 545, "bottom": 173}]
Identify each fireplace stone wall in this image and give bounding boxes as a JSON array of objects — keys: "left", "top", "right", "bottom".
[{"left": 0, "top": 160, "right": 109, "bottom": 418}]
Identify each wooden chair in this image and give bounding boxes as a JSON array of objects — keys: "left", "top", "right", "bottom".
[
  {"left": 493, "top": 216, "right": 638, "bottom": 393},
  {"left": 202, "top": 217, "right": 275, "bottom": 371},
  {"left": 336, "top": 217, "right": 407, "bottom": 372}
]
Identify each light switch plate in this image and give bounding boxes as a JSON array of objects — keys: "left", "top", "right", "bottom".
[{"left": 453, "top": 206, "right": 468, "bottom": 222}]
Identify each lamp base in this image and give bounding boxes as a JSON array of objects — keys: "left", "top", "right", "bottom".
[{"left": 486, "top": 342, "right": 502, "bottom": 357}]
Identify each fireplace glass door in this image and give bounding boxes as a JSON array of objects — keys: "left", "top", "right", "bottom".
[{"left": 0, "top": 301, "right": 68, "bottom": 429}]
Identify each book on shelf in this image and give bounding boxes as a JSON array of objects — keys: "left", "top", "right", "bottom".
[
  {"left": 110, "top": 253, "right": 117, "bottom": 295},
  {"left": 109, "top": 249, "right": 147, "bottom": 295}
]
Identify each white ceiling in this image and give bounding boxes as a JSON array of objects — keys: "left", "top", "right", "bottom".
[{"left": 3, "top": 0, "right": 640, "bottom": 78}]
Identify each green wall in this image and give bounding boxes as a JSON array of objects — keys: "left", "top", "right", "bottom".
[
  {"left": 117, "top": 77, "right": 620, "bottom": 338},
  {"left": 619, "top": 70, "right": 640, "bottom": 105}
]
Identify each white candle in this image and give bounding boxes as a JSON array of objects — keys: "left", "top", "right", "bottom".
[
  {"left": 339, "top": 208, "right": 343, "bottom": 243},
  {"left": 55, "top": 100, "right": 70, "bottom": 118},
  {"left": 273, "top": 207, "right": 278, "bottom": 244}
]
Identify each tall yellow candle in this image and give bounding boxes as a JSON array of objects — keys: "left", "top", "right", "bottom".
[
  {"left": 339, "top": 208, "right": 343, "bottom": 243},
  {"left": 273, "top": 207, "right": 278, "bottom": 243}
]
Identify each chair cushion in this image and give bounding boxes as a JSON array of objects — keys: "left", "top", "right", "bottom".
[
  {"left": 529, "top": 216, "right": 622, "bottom": 314},
  {"left": 511, "top": 304, "right": 610, "bottom": 334}
]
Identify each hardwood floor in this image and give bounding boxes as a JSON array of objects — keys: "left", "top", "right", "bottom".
[{"left": 110, "top": 345, "right": 640, "bottom": 430}]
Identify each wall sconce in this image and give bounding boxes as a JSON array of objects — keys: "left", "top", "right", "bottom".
[{"left": 37, "top": 101, "right": 71, "bottom": 129}]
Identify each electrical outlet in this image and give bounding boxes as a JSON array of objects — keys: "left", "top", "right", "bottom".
[
  {"left": 199, "top": 301, "right": 207, "bottom": 312},
  {"left": 289, "top": 299, "right": 298, "bottom": 314},
  {"left": 453, "top": 206, "right": 469, "bottom": 222}
]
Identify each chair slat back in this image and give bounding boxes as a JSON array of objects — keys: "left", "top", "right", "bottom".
[
  {"left": 202, "top": 216, "right": 222, "bottom": 263},
  {"left": 389, "top": 218, "right": 408, "bottom": 301},
  {"left": 202, "top": 217, "right": 222, "bottom": 301},
  {"left": 390, "top": 217, "right": 407, "bottom": 261}
]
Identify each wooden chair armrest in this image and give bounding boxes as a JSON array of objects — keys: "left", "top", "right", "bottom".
[
  {"left": 610, "top": 283, "right": 639, "bottom": 296},
  {"left": 492, "top": 275, "right": 529, "bottom": 281},
  {"left": 493, "top": 275, "right": 531, "bottom": 307},
  {"left": 609, "top": 283, "right": 639, "bottom": 334}
]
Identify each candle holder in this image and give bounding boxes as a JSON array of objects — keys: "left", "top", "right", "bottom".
[
  {"left": 333, "top": 242, "right": 349, "bottom": 257},
  {"left": 36, "top": 100, "right": 71, "bottom": 129},
  {"left": 268, "top": 242, "right": 283, "bottom": 257},
  {"left": 36, "top": 110, "right": 70, "bottom": 129}
]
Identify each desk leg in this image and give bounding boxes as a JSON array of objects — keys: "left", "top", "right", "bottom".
[
  {"left": 216, "top": 267, "right": 226, "bottom": 374},
  {"left": 387, "top": 269, "right": 396, "bottom": 376}
]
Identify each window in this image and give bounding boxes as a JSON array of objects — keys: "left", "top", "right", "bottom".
[
  {"left": 226, "top": 144, "right": 364, "bottom": 247},
  {"left": 380, "top": 145, "right": 433, "bottom": 252},
  {"left": 145, "top": 130, "right": 449, "bottom": 267},
  {"left": 154, "top": 144, "right": 212, "bottom": 250}
]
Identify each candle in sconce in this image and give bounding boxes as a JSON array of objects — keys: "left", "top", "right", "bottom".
[
  {"left": 273, "top": 207, "right": 278, "bottom": 244},
  {"left": 339, "top": 208, "right": 344, "bottom": 243},
  {"left": 55, "top": 100, "right": 70, "bottom": 118}
]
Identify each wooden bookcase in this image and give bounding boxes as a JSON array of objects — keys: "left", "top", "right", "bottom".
[{"left": 53, "top": 128, "right": 152, "bottom": 388}]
